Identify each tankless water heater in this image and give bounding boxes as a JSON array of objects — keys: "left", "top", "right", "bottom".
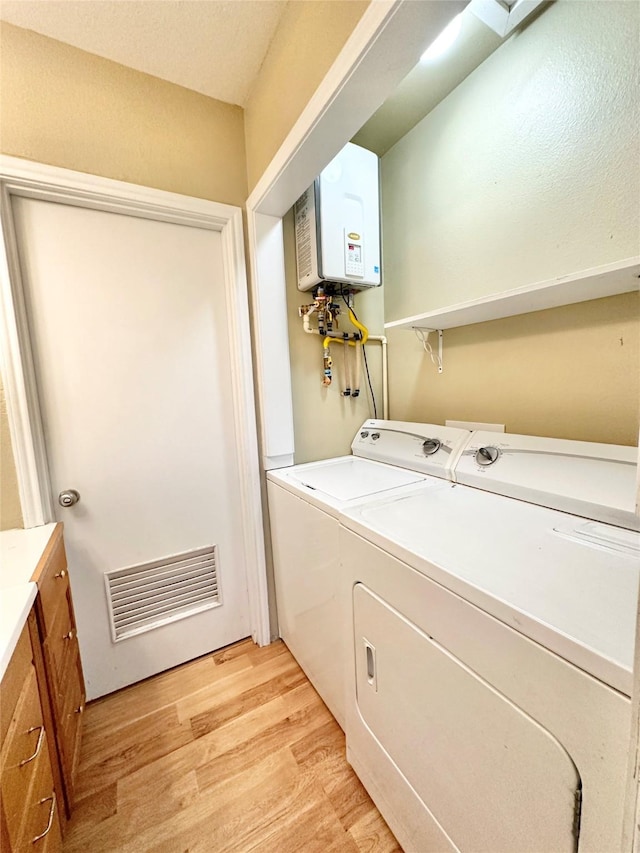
[{"left": 294, "top": 142, "right": 381, "bottom": 292}]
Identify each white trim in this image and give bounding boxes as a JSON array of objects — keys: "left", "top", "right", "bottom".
[
  {"left": 0, "top": 155, "right": 270, "bottom": 646},
  {"left": 623, "top": 438, "right": 640, "bottom": 852},
  {"left": 247, "top": 0, "right": 465, "bottom": 217},
  {"left": 264, "top": 453, "right": 295, "bottom": 471},
  {"left": 468, "top": 0, "right": 545, "bottom": 37},
  {"left": 0, "top": 156, "right": 240, "bottom": 227},
  {"left": 219, "top": 207, "right": 271, "bottom": 645},
  {"left": 246, "top": 210, "right": 295, "bottom": 466},
  {"left": 0, "top": 181, "right": 52, "bottom": 526},
  {"left": 245, "top": 0, "right": 465, "bottom": 463},
  {"left": 247, "top": 0, "right": 398, "bottom": 216}
]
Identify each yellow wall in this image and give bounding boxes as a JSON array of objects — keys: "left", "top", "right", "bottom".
[
  {"left": 0, "top": 22, "right": 250, "bottom": 528},
  {"left": 243, "top": 0, "right": 369, "bottom": 193},
  {"left": 282, "top": 209, "right": 384, "bottom": 464},
  {"left": 382, "top": 1, "right": 640, "bottom": 445},
  {"left": 0, "top": 22, "right": 247, "bottom": 206},
  {"left": 388, "top": 293, "right": 639, "bottom": 446},
  {"left": 0, "top": 377, "right": 23, "bottom": 531}
]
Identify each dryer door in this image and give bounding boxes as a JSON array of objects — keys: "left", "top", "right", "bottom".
[{"left": 353, "top": 583, "right": 581, "bottom": 853}]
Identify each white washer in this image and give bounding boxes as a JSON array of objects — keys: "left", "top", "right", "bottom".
[
  {"left": 340, "top": 432, "right": 639, "bottom": 853},
  {"left": 266, "top": 420, "right": 472, "bottom": 728}
]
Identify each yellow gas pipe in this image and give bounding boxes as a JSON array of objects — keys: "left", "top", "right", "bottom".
[{"left": 322, "top": 310, "right": 369, "bottom": 389}]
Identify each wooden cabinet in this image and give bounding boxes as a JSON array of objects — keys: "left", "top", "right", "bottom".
[
  {"left": 1, "top": 523, "right": 85, "bottom": 841},
  {"left": 31, "top": 524, "right": 86, "bottom": 818},
  {"left": 0, "top": 617, "right": 63, "bottom": 852}
]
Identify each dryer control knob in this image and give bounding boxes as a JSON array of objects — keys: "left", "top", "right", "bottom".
[
  {"left": 422, "top": 438, "right": 441, "bottom": 456},
  {"left": 476, "top": 446, "right": 500, "bottom": 466},
  {"left": 360, "top": 431, "right": 369, "bottom": 439},
  {"left": 371, "top": 432, "right": 381, "bottom": 441}
]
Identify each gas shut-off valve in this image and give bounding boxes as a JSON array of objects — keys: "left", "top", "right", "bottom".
[{"left": 299, "top": 288, "right": 369, "bottom": 396}]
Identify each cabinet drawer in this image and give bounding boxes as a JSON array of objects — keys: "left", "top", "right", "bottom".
[
  {"left": 41, "top": 600, "right": 75, "bottom": 697},
  {"left": 0, "top": 666, "right": 44, "bottom": 843},
  {"left": 30, "top": 524, "right": 86, "bottom": 827},
  {"left": 51, "top": 649, "right": 85, "bottom": 810},
  {"left": 16, "top": 741, "right": 59, "bottom": 851},
  {"left": 59, "top": 649, "right": 85, "bottom": 731},
  {"left": 0, "top": 625, "right": 32, "bottom": 744},
  {"left": 36, "top": 535, "right": 69, "bottom": 641},
  {"left": 37, "top": 812, "right": 62, "bottom": 853}
]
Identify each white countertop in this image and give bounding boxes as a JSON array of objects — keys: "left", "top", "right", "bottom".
[{"left": 0, "top": 524, "right": 57, "bottom": 680}]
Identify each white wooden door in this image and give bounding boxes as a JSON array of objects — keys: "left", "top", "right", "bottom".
[{"left": 12, "top": 197, "right": 252, "bottom": 700}]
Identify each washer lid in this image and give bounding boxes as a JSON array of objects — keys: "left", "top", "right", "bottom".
[
  {"left": 288, "top": 456, "right": 425, "bottom": 501},
  {"left": 455, "top": 431, "right": 639, "bottom": 530}
]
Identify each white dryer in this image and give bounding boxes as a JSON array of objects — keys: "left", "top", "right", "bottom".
[
  {"left": 340, "top": 432, "right": 639, "bottom": 853},
  {"left": 266, "top": 420, "right": 472, "bottom": 728}
]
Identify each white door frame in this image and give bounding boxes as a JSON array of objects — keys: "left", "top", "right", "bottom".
[{"left": 0, "top": 155, "right": 271, "bottom": 646}]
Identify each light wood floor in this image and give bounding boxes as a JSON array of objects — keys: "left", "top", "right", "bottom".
[{"left": 63, "top": 639, "right": 402, "bottom": 853}]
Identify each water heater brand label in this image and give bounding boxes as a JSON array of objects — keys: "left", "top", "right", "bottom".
[{"left": 345, "top": 230, "right": 364, "bottom": 277}]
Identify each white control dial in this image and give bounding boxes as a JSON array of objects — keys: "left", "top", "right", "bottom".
[
  {"left": 422, "top": 439, "right": 441, "bottom": 456},
  {"left": 475, "top": 446, "right": 500, "bottom": 466}
]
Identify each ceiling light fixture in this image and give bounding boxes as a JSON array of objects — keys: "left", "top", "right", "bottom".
[{"left": 420, "top": 13, "right": 464, "bottom": 62}]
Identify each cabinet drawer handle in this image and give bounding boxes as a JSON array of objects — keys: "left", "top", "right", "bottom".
[
  {"left": 19, "top": 726, "right": 45, "bottom": 766},
  {"left": 32, "top": 792, "right": 56, "bottom": 844},
  {"left": 54, "top": 569, "right": 67, "bottom": 579},
  {"left": 63, "top": 629, "right": 76, "bottom": 641}
]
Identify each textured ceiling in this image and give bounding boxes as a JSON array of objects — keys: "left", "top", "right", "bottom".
[{"left": 0, "top": 0, "right": 288, "bottom": 106}]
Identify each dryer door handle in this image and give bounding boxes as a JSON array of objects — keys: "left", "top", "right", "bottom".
[{"left": 363, "top": 638, "right": 377, "bottom": 692}]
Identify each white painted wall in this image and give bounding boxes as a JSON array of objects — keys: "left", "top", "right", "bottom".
[{"left": 382, "top": 0, "right": 640, "bottom": 323}]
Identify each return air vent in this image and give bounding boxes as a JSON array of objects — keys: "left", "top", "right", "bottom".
[{"left": 104, "top": 545, "right": 220, "bottom": 642}]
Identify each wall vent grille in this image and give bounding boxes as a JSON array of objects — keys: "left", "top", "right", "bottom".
[{"left": 104, "top": 545, "right": 220, "bottom": 642}]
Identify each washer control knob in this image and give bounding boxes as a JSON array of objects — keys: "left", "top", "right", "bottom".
[
  {"left": 371, "top": 432, "right": 381, "bottom": 441},
  {"left": 476, "top": 446, "right": 500, "bottom": 466},
  {"left": 360, "top": 431, "right": 369, "bottom": 439},
  {"left": 422, "top": 438, "right": 441, "bottom": 456}
]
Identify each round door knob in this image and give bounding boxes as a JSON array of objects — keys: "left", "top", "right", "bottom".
[
  {"left": 422, "top": 438, "right": 441, "bottom": 456},
  {"left": 475, "top": 446, "right": 500, "bottom": 466},
  {"left": 58, "top": 489, "right": 80, "bottom": 508}
]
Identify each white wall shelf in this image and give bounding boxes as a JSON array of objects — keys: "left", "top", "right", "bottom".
[{"left": 385, "top": 257, "right": 640, "bottom": 332}]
